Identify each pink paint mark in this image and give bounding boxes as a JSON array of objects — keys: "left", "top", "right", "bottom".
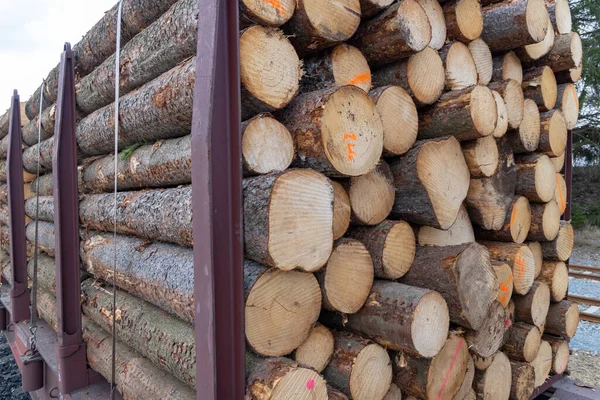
[
  {"left": 306, "top": 379, "right": 315, "bottom": 390},
  {"left": 435, "top": 339, "right": 464, "bottom": 400},
  {"left": 505, "top": 317, "right": 512, "bottom": 328}
]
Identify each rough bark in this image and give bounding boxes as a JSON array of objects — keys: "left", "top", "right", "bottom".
[
  {"left": 509, "top": 361, "right": 535, "bottom": 400},
  {"left": 465, "top": 301, "right": 510, "bottom": 358},
  {"left": 502, "top": 322, "right": 541, "bottom": 362},
  {"left": 545, "top": 300, "right": 579, "bottom": 338},
  {"left": 481, "top": 241, "right": 535, "bottom": 295},
  {"left": 23, "top": 196, "right": 54, "bottom": 224},
  {"left": 513, "top": 281, "right": 551, "bottom": 329},
  {"left": 555, "top": 63, "right": 582, "bottom": 84},
  {"left": 472, "top": 352, "right": 512, "bottom": 400},
  {"left": 0, "top": 110, "right": 9, "bottom": 140},
  {"left": 443, "top": 0, "right": 483, "bottom": 43},
  {"left": 473, "top": 196, "right": 531, "bottom": 244},
  {"left": 492, "top": 52, "right": 523, "bottom": 84},
  {"left": 239, "top": 0, "right": 295, "bottom": 27},
  {"left": 359, "top": 0, "right": 395, "bottom": 18},
  {"left": 22, "top": 104, "right": 57, "bottom": 146},
  {"left": 541, "top": 221, "right": 573, "bottom": 261},
  {"left": 0, "top": 184, "right": 7, "bottom": 203},
  {"left": 22, "top": 136, "right": 55, "bottom": 174},
  {"left": 543, "top": 334, "right": 570, "bottom": 374},
  {"left": 515, "top": 153, "right": 556, "bottom": 203},
  {"left": 531, "top": 32, "right": 582, "bottom": 73},
  {"left": 25, "top": 220, "right": 55, "bottom": 256}
]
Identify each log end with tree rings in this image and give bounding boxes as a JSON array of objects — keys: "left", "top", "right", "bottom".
[
  {"left": 559, "top": 83, "right": 580, "bottom": 129},
  {"left": 347, "top": 160, "right": 395, "bottom": 225},
  {"left": 242, "top": 114, "right": 294, "bottom": 175},
  {"left": 492, "top": 91, "right": 509, "bottom": 138},
  {"left": 526, "top": 0, "right": 551, "bottom": 42},
  {"left": 518, "top": 323, "right": 543, "bottom": 362},
  {"left": 503, "top": 51, "right": 524, "bottom": 84},
  {"left": 319, "top": 239, "right": 374, "bottom": 314},
  {"left": 510, "top": 361, "right": 535, "bottom": 400},
  {"left": 474, "top": 352, "right": 512, "bottom": 400},
  {"left": 514, "top": 281, "right": 551, "bottom": 329},
  {"left": 450, "top": 0, "right": 484, "bottom": 42},
  {"left": 245, "top": 265, "right": 322, "bottom": 357},
  {"left": 539, "top": 261, "right": 568, "bottom": 302},
  {"left": 531, "top": 340, "right": 552, "bottom": 387},
  {"left": 410, "top": 290, "right": 451, "bottom": 357},
  {"left": 542, "top": 221, "right": 574, "bottom": 261},
  {"left": 471, "top": 86, "right": 499, "bottom": 138},
  {"left": 539, "top": 109, "right": 567, "bottom": 157},
  {"left": 331, "top": 181, "right": 351, "bottom": 240},
  {"left": 528, "top": 200, "right": 561, "bottom": 242},
  {"left": 552, "top": 0, "right": 572, "bottom": 34},
  {"left": 393, "top": 0, "right": 434, "bottom": 53},
  {"left": 493, "top": 261, "right": 514, "bottom": 308},
  {"left": 453, "top": 356, "right": 475, "bottom": 400},
  {"left": 407, "top": 47, "right": 446, "bottom": 105},
  {"left": 510, "top": 196, "right": 532, "bottom": 244},
  {"left": 384, "top": 383, "right": 402, "bottom": 400},
  {"left": 564, "top": 63, "right": 583, "bottom": 84},
  {"left": 546, "top": 337, "right": 570, "bottom": 374},
  {"left": 370, "top": 86, "right": 418, "bottom": 156},
  {"left": 533, "top": 66, "right": 559, "bottom": 111},
  {"left": 468, "top": 39, "right": 493, "bottom": 85},
  {"left": 493, "top": 79, "right": 525, "bottom": 130},
  {"left": 417, "top": 204, "right": 475, "bottom": 247},
  {"left": 240, "top": 0, "right": 295, "bottom": 27},
  {"left": 415, "top": 0, "right": 446, "bottom": 50},
  {"left": 462, "top": 136, "right": 499, "bottom": 178},
  {"left": 550, "top": 152, "right": 565, "bottom": 173},
  {"left": 329, "top": 44, "right": 372, "bottom": 92},
  {"left": 527, "top": 241, "right": 543, "bottom": 278},
  {"left": 513, "top": 99, "right": 541, "bottom": 153},
  {"left": 555, "top": 173, "right": 567, "bottom": 215},
  {"left": 568, "top": 32, "right": 583, "bottom": 70},
  {"left": 240, "top": 26, "right": 302, "bottom": 119},
  {"left": 465, "top": 300, "right": 509, "bottom": 358},
  {"left": 294, "top": 324, "right": 334, "bottom": 373},
  {"left": 545, "top": 301, "right": 580, "bottom": 338},
  {"left": 520, "top": 18, "right": 555, "bottom": 62},
  {"left": 483, "top": 242, "right": 535, "bottom": 295},
  {"left": 443, "top": 42, "right": 479, "bottom": 91}
]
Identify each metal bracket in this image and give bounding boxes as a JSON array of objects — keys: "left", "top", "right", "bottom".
[{"left": 564, "top": 130, "right": 573, "bottom": 222}]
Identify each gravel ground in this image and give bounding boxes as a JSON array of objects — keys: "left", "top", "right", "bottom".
[{"left": 0, "top": 334, "right": 29, "bottom": 399}]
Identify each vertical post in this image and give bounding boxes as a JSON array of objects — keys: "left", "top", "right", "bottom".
[
  {"left": 191, "top": 0, "right": 245, "bottom": 396},
  {"left": 6, "top": 90, "right": 30, "bottom": 323},
  {"left": 564, "top": 130, "right": 573, "bottom": 221},
  {"left": 52, "top": 43, "right": 88, "bottom": 393}
]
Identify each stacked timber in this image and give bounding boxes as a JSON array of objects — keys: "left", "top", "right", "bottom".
[{"left": 4, "top": 0, "right": 582, "bottom": 398}]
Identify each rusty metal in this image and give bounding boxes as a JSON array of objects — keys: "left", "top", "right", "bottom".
[
  {"left": 564, "top": 130, "right": 573, "bottom": 221},
  {"left": 570, "top": 264, "right": 600, "bottom": 273},
  {"left": 580, "top": 312, "right": 600, "bottom": 324},
  {"left": 568, "top": 271, "right": 600, "bottom": 282},
  {"left": 191, "top": 0, "right": 245, "bottom": 396},
  {"left": 52, "top": 42, "right": 89, "bottom": 394},
  {"left": 6, "top": 90, "right": 30, "bottom": 323},
  {"left": 530, "top": 374, "right": 564, "bottom": 399},
  {"left": 569, "top": 294, "right": 600, "bottom": 307}
]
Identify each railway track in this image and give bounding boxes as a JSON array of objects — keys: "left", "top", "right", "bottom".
[{"left": 569, "top": 264, "right": 600, "bottom": 324}]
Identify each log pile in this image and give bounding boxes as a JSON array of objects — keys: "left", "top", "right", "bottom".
[{"left": 1, "top": 0, "right": 583, "bottom": 398}]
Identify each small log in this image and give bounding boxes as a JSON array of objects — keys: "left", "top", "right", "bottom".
[
  {"left": 474, "top": 196, "right": 531, "bottom": 244},
  {"left": 472, "top": 353, "right": 494, "bottom": 371},
  {"left": 415, "top": 0, "right": 447, "bottom": 50},
  {"left": 347, "top": 220, "right": 415, "bottom": 279},
  {"left": 244, "top": 169, "right": 334, "bottom": 272},
  {"left": 534, "top": 32, "right": 582, "bottom": 72},
  {"left": 24, "top": 196, "right": 54, "bottom": 223},
  {"left": 554, "top": 173, "right": 567, "bottom": 215},
  {"left": 480, "top": 0, "right": 549, "bottom": 52},
  {"left": 400, "top": 243, "right": 498, "bottom": 330},
  {"left": 550, "top": 152, "right": 565, "bottom": 173},
  {"left": 538, "top": 110, "right": 567, "bottom": 157},
  {"left": 527, "top": 200, "right": 561, "bottom": 241},
  {"left": 0, "top": 110, "right": 9, "bottom": 139},
  {"left": 465, "top": 301, "right": 511, "bottom": 358},
  {"left": 294, "top": 324, "right": 334, "bottom": 373},
  {"left": 492, "top": 52, "right": 523, "bottom": 84},
  {"left": 240, "top": 26, "right": 302, "bottom": 120},
  {"left": 543, "top": 335, "right": 570, "bottom": 374},
  {"left": 482, "top": 241, "right": 535, "bottom": 295},
  {"left": 342, "top": 160, "right": 395, "bottom": 225},
  {"left": 541, "top": 221, "right": 573, "bottom": 261},
  {"left": 323, "top": 331, "right": 393, "bottom": 400},
  {"left": 385, "top": 383, "right": 403, "bottom": 400},
  {"left": 242, "top": 114, "right": 294, "bottom": 176},
  {"left": 369, "top": 86, "right": 418, "bottom": 156},
  {"left": 371, "top": 47, "right": 446, "bottom": 106},
  {"left": 245, "top": 260, "right": 321, "bottom": 357},
  {"left": 276, "top": 85, "right": 383, "bottom": 177},
  {"left": 557, "top": 83, "right": 579, "bottom": 129},
  {"left": 389, "top": 136, "right": 470, "bottom": 229},
  {"left": 555, "top": 63, "right": 582, "bottom": 84},
  {"left": 469, "top": 39, "right": 493, "bottom": 85},
  {"left": 239, "top": 0, "right": 295, "bottom": 27},
  {"left": 493, "top": 261, "right": 514, "bottom": 308},
  {"left": 321, "top": 280, "right": 450, "bottom": 357},
  {"left": 246, "top": 353, "right": 328, "bottom": 399},
  {"left": 22, "top": 138, "right": 54, "bottom": 174},
  {"left": 492, "top": 90, "right": 509, "bottom": 138},
  {"left": 516, "top": 19, "right": 555, "bottom": 62},
  {"left": 546, "top": 0, "right": 571, "bottom": 34},
  {"left": 418, "top": 85, "right": 497, "bottom": 141},
  {"left": 440, "top": 42, "right": 479, "bottom": 91},
  {"left": 502, "top": 322, "right": 541, "bottom": 362},
  {"left": 507, "top": 99, "right": 540, "bottom": 154},
  {"left": 510, "top": 361, "right": 535, "bottom": 400},
  {"left": 489, "top": 80, "right": 524, "bottom": 130},
  {"left": 316, "top": 238, "right": 374, "bottom": 314},
  {"left": 350, "top": 0, "right": 432, "bottom": 66},
  {"left": 453, "top": 356, "right": 475, "bottom": 400},
  {"left": 22, "top": 104, "right": 56, "bottom": 146},
  {"left": 393, "top": 334, "right": 469, "bottom": 400},
  {"left": 472, "top": 352, "right": 512, "bottom": 400},
  {"left": 285, "top": 0, "right": 361, "bottom": 56},
  {"left": 300, "top": 44, "right": 372, "bottom": 93},
  {"left": 328, "top": 387, "right": 350, "bottom": 400},
  {"left": 527, "top": 241, "right": 544, "bottom": 278},
  {"left": 530, "top": 341, "right": 552, "bottom": 387},
  {"left": 545, "top": 300, "right": 579, "bottom": 338},
  {"left": 443, "top": 0, "right": 483, "bottom": 43},
  {"left": 522, "top": 66, "right": 558, "bottom": 111},
  {"left": 538, "top": 261, "right": 568, "bottom": 302},
  {"left": 513, "top": 281, "right": 551, "bottom": 329},
  {"left": 0, "top": 184, "right": 7, "bottom": 203},
  {"left": 417, "top": 204, "right": 475, "bottom": 247},
  {"left": 25, "top": 220, "right": 55, "bottom": 256},
  {"left": 515, "top": 154, "right": 556, "bottom": 202},
  {"left": 332, "top": 181, "right": 351, "bottom": 240}
]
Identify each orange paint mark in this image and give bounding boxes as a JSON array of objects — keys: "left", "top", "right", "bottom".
[
  {"left": 504, "top": 204, "right": 518, "bottom": 230},
  {"left": 514, "top": 253, "right": 526, "bottom": 278},
  {"left": 347, "top": 72, "right": 371, "bottom": 86},
  {"left": 262, "top": 0, "right": 285, "bottom": 15},
  {"left": 344, "top": 132, "right": 357, "bottom": 161},
  {"left": 556, "top": 174, "right": 566, "bottom": 213},
  {"left": 497, "top": 273, "right": 513, "bottom": 306}
]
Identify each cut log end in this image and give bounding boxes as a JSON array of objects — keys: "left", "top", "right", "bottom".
[
  {"left": 550, "top": 339, "right": 570, "bottom": 374},
  {"left": 271, "top": 364, "right": 329, "bottom": 399},
  {"left": 550, "top": 152, "right": 565, "bottom": 173},
  {"left": 332, "top": 181, "right": 351, "bottom": 240},
  {"left": 384, "top": 383, "right": 402, "bottom": 400},
  {"left": 412, "top": 291, "right": 452, "bottom": 357},
  {"left": 454, "top": 0, "right": 484, "bottom": 41},
  {"left": 531, "top": 341, "right": 552, "bottom": 387},
  {"left": 468, "top": 39, "right": 493, "bottom": 85},
  {"left": 396, "top": 0, "right": 434, "bottom": 52},
  {"left": 472, "top": 86, "right": 499, "bottom": 139},
  {"left": 348, "top": 160, "right": 395, "bottom": 225},
  {"left": 453, "top": 356, "right": 475, "bottom": 400},
  {"left": 559, "top": 83, "right": 580, "bottom": 130},
  {"left": 382, "top": 220, "right": 416, "bottom": 279},
  {"left": 555, "top": 173, "right": 567, "bottom": 215},
  {"left": 510, "top": 361, "right": 535, "bottom": 400},
  {"left": 534, "top": 155, "right": 557, "bottom": 203},
  {"left": 484, "top": 242, "right": 535, "bottom": 295},
  {"left": 444, "top": 42, "right": 479, "bottom": 91},
  {"left": 242, "top": 114, "right": 294, "bottom": 175},
  {"left": 241, "top": 0, "right": 295, "bottom": 27},
  {"left": 512, "top": 99, "right": 541, "bottom": 153},
  {"left": 552, "top": 0, "right": 572, "bottom": 34},
  {"left": 497, "top": 80, "right": 525, "bottom": 130},
  {"left": 539, "top": 261, "right": 568, "bottom": 302},
  {"left": 427, "top": 335, "right": 469, "bottom": 400},
  {"left": 492, "top": 91, "right": 509, "bottom": 138},
  {"left": 542, "top": 222, "right": 574, "bottom": 261},
  {"left": 502, "top": 52, "right": 523, "bottom": 84},
  {"left": 371, "top": 86, "right": 418, "bottom": 156},
  {"left": 527, "top": 241, "right": 543, "bottom": 278},
  {"left": 417, "top": 204, "right": 475, "bottom": 247},
  {"left": 540, "top": 110, "right": 567, "bottom": 157},
  {"left": 564, "top": 302, "right": 580, "bottom": 338},
  {"left": 521, "top": 19, "right": 555, "bottom": 61},
  {"left": 462, "top": 136, "right": 499, "bottom": 178},
  {"left": 529, "top": 201, "right": 561, "bottom": 242},
  {"left": 523, "top": 324, "right": 543, "bottom": 362},
  {"left": 526, "top": 0, "right": 550, "bottom": 42},
  {"left": 330, "top": 44, "right": 372, "bottom": 92},
  {"left": 415, "top": 0, "right": 446, "bottom": 50},
  {"left": 351, "top": 344, "right": 393, "bottom": 400},
  {"left": 493, "top": 261, "right": 514, "bottom": 308},
  {"left": 510, "top": 196, "right": 533, "bottom": 244},
  {"left": 516, "top": 281, "right": 551, "bottom": 329},
  {"left": 475, "top": 352, "right": 512, "bottom": 400},
  {"left": 407, "top": 47, "right": 446, "bottom": 105},
  {"left": 295, "top": 324, "right": 334, "bottom": 373},
  {"left": 538, "top": 66, "right": 559, "bottom": 111}
]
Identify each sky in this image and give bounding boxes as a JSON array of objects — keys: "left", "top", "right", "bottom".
[{"left": 0, "top": 0, "right": 116, "bottom": 112}]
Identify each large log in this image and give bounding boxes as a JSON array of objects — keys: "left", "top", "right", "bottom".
[
  {"left": 543, "top": 335, "right": 570, "bottom": 374},
  {"left": 415, "top": 0, "right": 446, "bottom": 50},
  {"left": 492, "top": 52, "right": 523, "bottom": 84},
  {"left": 389, "top": 136, "right": 470, "bottom": 229},
  {"left": 469, "top": 39, "right": 494, "bottom": 86},
  {"left": 557, "top": 83, "right": 579, "bottom": 129},
  {"left": 509, "top": 361, "right": 535, "bottom": 400},
  {"left": 515, "top": 154, "right": 556, "bottom": 202},
  {"left": 418, "top": 86, "right": 497, "bottom": 141},
  {"left": 322, "top": 331, "right": 393, "bottom": 400},
  {"left": 244, "top": 169, "right": 334, "bottom": 272},
  {"left": 81, "top": 279, "right": 195, "bottom": 387},
  {"left": 370, "top": 47, "right": 446, "bottom": 106},
  {"left": 417, "top": 204, "right": 475, "bottom": 247},
  {"left": 242, "top": 114, "right": 294, "bottom": 176},
  {"left": 443, "top": 0, "right": 483, "bottom": 43},
  {"left": 244, "top": 260, "right": 321, "bottom": 357},
  {"left": 545, "top": 300, "right": 579, "bottom": 338},
  {"left": 276, "top": 85, "right": 383, "bottom": 177},
  {"left": 546, "top": 0, "right": 571, "bottom": 34},
  {"left": 440, "top": 42, "right": 479, "bottom": 91},
  {"left": 538, "top": 110, "right": 567, "bottom": 157},
  {"left": 347, "top": 220, "right": 415, "bottom": 279},
  {"left": 400, "top": 243, "right": 498, "bottom": 330},
  {"left": 527, "top": 241, "right": 543, "bottom": 278},
  {"left": 522, "top": 66, "right": 557, "bottom": 111},
  {"left": 513, "top": 281, "right": 550, "bottom": 329},
  {"left": 294, "top": 324, "right": 334, "bottom": 373},
  {"left": 489, "top": 80, "right": 524, "bottom": 130},
  {"left": 533, "top": 32, "right": 582, "bottom": 73},
  {"left": 321, "top": 280, "right": 450, "bottom": 357},
  {"left": 239, "top": 0, "right": 295, "bottom": 27},
  {"left": 480, "top": 0, "right": 549, "bottom": 52},
  {"left": 474, "top": 195, "right": 531, "bottom": 244},
  {"left": 481, "top": 241, "right": 535, "bottom": 295},
  {"left": 530, "top": 341, "right": 552, "bottom": 387},
  {"left": 393, "top": 334, "right": 469, "bottom": 400},
  {"left": 316, "top": 238, "right": 374, "bottom": 314},
  {"left": 0, "top": 110, "right": 9, "bottom": 139},
  {"left": 332, "top": 181, "right": 351, "bottom": 240},
  {"left": 526, "top": 201, "right": 561, "bottom": 241},
  {"left": 492, "top": 90, "right": 509, "bottom": 138},
  {"left": 502, "top": 322, "right": 541, "bottom": 362},
  {"left": 541, "top": 221, "right": 573, "bottom": 261},
  {"left": 507, "top": 99, "right": 540, "bottom": 154},
  {"left": 472, "top": 352, "right": 512, "bottom": 400},
  {"left": 464, "top": 301, "right": 510, "bottom": 358},
  {"left": 516, "top": 18, "right": 555, "bottom": 62},
  {"left": 350, "top": 0, "right": 432, "bottom": 66}
]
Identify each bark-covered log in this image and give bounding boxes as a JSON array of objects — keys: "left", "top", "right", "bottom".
[
  {"left": 393, "top": 334, "right": 469, "bottom": 400},
  {"left": 543, "top": 335, "right": 570, "bottom": 374},
  {"left": 24, "top": 196, "right": 54, "bottom": 223},
  {"left": 489, "top": 80, "right": 524, "bottom": 130},
  {"left": 530, "top": 341, "right": 552, "bottom": 387},
  {"left": 555, "top": 63, "right": 582, "bottom": 84},
  {"left": 440, "top": 42, "right": 479, "bottom": 91},
  {"left": 22, "top": 137, "right": 54, "bottom": 174},
  {"left": 322, "top": 331, "right": 393, "bottom": 400},
  {"left": 516, "top": 19, "right": 555, "bottom": 62},
  {"left": 244, "top": 260, "right": 321, "bottom": 357},
  {"left": 507, "top": 100, "right": 540, "bottom": 154},
  {"left": 24, "top": 86, "right": 51, "bottom": 125},
  {"left": 350, "top": 0, "right": 432, "bottom": 66},
  {"left": 443, "top": 0, "right": 483, "bottom": 43},
  {"left": 474, "top": 196, "right": 531, "bottom": 244},
  {"left": 502, "top": 322, "right": 541, "bottom": 362},
  {"left": 400, "top": 243, "right": 498, "bottom": 330},
  {"left": 480, "top": 0, "right": 549, "bottom": 52},
  {"left": 417, "top": 204, "right": 475, "bottom": 247},
  {"left": 481, "top": 241, "right": 535, "bottom": 295},
  {"left": 557, "top": 83, "right": 579, "bottom": 129},
  {"left": 359, "top": 0, "right": 394, "bottom": 19},
  {"left": 526, "top": 200, "right": 561, "bottom": 241},
  {"left": 541, "top": 221, "right": 573, "bottom": 261},
  {"left": 22, "top": 104, "right": 57, "bottom": 146},
  {"left": 509, "top": 361, "right": 535, "bottom": 400},
  {"left": 75, "top": 0, "right": 199, "bottom": 116},
  {"left": 469, "top": 39, "right": 494, "bottom": 85},
  {"left": 316, "top": 238, "right": 374, "bottom": 314},
  {"left": 465, "top": 301, "right": 511, "bottom": 358},
  {"left": 239, "top": 0, "right": 295, "bottom": 27},
  {"left": 332, "top": 181, "right": 351, "bottom": 240},
  {"left": 546, "top": 0, "right": 571, "bottom": 34},
  {"left": 492, "top": 52, "right": 523, "bottom": 84},
  {"left": 415, "top": 0, "right": 446, "bottom": 50},
  {"left": 538, "top": 110, "right": 567, "bottom": 157},
  {"left": 545, "top": 300, "right": 579, "bottom": 338},
  {"left": 472, "top": 352, "right": 512, "bottom": 400},
  {"left": 81, "top": 279, "right": 195, "bottom": 387},
  {"left": 369, "top": 86, "right": 418, "bottom": 156},
  {"left": 492, "top": 90, "right": 509, "bottom": 138},
  {"left": 276, "top": 86, "right": 383, "bottom": 177},
  {"left": 242, "top": 114, "right": 294, "bottom": 176},
  {"left": 244, "top": 169, "right": 334, "bottom": 272},
  {"left": 389, "top": 136, "right": 470, "bottom": 229},
  {"left": 321, "top": 281, "right": 449, "bottom": 357},
  {"left": 347, "top": 220, "right": 415, "bottom": 279},
  {"left": 370, "top": 47, "right": 446, "bottom": 106},
  {"left": 513, "top": 281, "right": 551, "bottom": 329},
  {"left": 294, "top": 324, "right": 334, "bottom": 373},
  {"left": 522, "top": 66, "right": 557, "bottom": 111},
  {"left": 532, "top": 32, "right": 582, "bottom": 73},
  {"left": 515, "top": 153, "right": 556, "bottom": 202}
]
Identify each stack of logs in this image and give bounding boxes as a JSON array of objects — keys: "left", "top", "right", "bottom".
[{"left": 0, "top": 0, "right": 583, "bottom": 397}]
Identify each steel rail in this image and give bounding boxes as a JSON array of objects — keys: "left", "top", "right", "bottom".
[
  {"left": 569, "top": 271, "right": 600, "bottom": 281},
  {"left": 568, "top": 294, "right": 600, "bottom": 307}
]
